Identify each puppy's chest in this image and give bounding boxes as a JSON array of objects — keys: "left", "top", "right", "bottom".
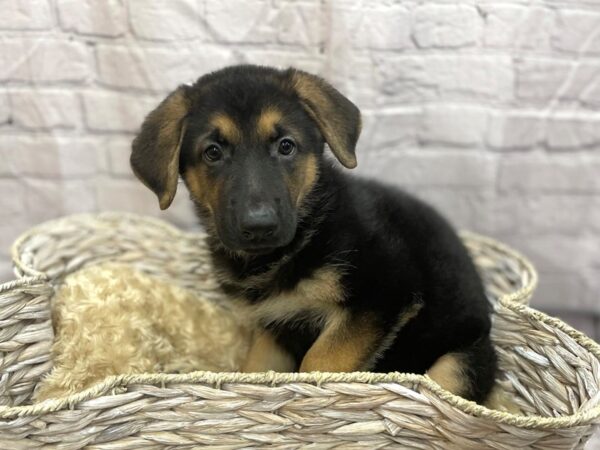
[{"left": 232, "top": 265, "right": 346, "bottom": 326}]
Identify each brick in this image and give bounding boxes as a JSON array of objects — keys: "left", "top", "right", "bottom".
[
  {"left": 498, "top": 154, "right": 600, "bottom": 194},
  {"left": 106, "top": 136, "right": 134, "bottom": 176},
  {"left": 276, "top": 3, "right": 324, "bottom": 47},
  {"left": 25, "top": 179, "right": 97, "bottom": 222},
  {"left": 591, "top": 202, "right": 600, "bottom": 234},
  {"left": 272, "top": 0, "right": 320, "bottom": 4},
  {"left": 0, "top": 135, "right": 107, "bottom": 177},
  {"left": 323, "top": 56, "right": 378, "bottom": 108},
  {"left": 441, "top": 55, "right": 512, "bottom": 100},
  {"left": 516, "top": 58, "right": 568, "bottom": 101},
  {"left": 206, "top": 0, "right": 275, "bottom": 44},
  {"left": 92, "top": 174, "right": 203, "bottom": 228},
  {"left": 238, "top": 50, "right": 324, "bottom": 75},
  {"left": 418, "top": 105, "right": 488, "bottom": 146},
  {"left": 0, "top": 179, "right": 25, "bottom": 217},
  {"left": 501, "top": 234, "right": 600, "bottom": 274},
  {"left": 360, "top": 108, "right": 420, "bottom": 150},
  {"left": 0, "top": 91, "right": 9, "bottom": 124},
  {"left": 553, "top": 10, "right": 600, "bottom": 55},
  {"left": 413, "top": 4, "right": 482, "bottom": 48},
  {"left": 0, "top": 261, "right": 13, "bottom": 282},
  {"left": 376, "top": 55, "right": 514, "bottom": 104},
  {"left": 480, "top": 5, "right": 554, "bottom": 50},
  {"left": 0, "top": 212, "right": 29, "bottom": 258},
  {"left": 129, "top": 0, "right": 206, "bottom": 40},
  {"left": 95, "top": 178, "right": 162, "bottom": 215},
  {"left": 547, "top": 115, "right": 600, "bottom": 149},
  {"left": 97, "top": 45, "right": 236, "bottom": 91},
  {"left": 486, "top": 111, "right": 545, "bottom": 150},
  {"left": 333, "top": 6, "right": 411, "bottom": 50},
  {"left": 411, "top": 188, "right": 496, "bottom": 234},
  {"left": 161, "top": 189, "right": 199, "bottom": 229},
  {"left": 9, "top": 90, "right": 81, "bottom": 129},
  {"left": 585, "top": 270, "right": 600, "bottom": 314},
  {"left": 83, "top": 92, "right": 161, "bottom": 132},
  {"left": 0, "top": 0, "right": 52, "bottom": 30},
  {"left": 581, "top": 76, "right": 600, "bottom": 108},
  {"left": 374, "top": 56, "right": 433, "bottom": 104},
  {"left": 0, "top": 39, "right": 91, "bottom": 83},
  {"left": 564, "top": 64, "right": 600, "bottom": 104},
  {"left": 529, "top": 271, "right": 591, "bottom": 312},
  {"left": 358, "top": 151, "right": 497, "bottom": 190},
  {"left": 492, "top": 194, "right": 596, "bottom": 235},
  {"left": 57, "top": 0, "right": 126, "bottom": 37},
  {"left": 515, "top": 59, "right": 600, "bottom": 102},
  {"left": 95, "top": 177, "right": 203, "bottom": 229}
]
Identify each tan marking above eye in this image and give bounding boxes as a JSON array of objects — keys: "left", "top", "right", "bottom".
[
  {"left": 210, "top": 113, "right": 241, "bottom": 144},
  {"left": 257, "top": 107, "right": 283, "bottom": 139}
]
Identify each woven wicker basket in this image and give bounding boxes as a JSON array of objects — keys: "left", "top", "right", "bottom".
[{"left": 1, "top": 212, "right": 598, "bottom": 449}]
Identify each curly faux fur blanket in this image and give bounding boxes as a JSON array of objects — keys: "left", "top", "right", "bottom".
[{"left": 35, "top": 263, "right": 250, "bottom": 400}]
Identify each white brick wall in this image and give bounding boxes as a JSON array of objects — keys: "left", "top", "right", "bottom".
[{"left": 1, "top": 0, "right": 600, "bottom": 340}]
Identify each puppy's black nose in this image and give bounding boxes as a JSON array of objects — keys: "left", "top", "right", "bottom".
[{"left": 240, "top": 204, "right": 279, "bottom": 242}]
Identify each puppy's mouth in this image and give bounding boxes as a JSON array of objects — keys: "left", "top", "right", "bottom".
[
  {"left": 211, "top": 214, "right": 299, "bottom": 256},
  {"left": 241, "top": 245, "right": 278, "bottom": 255},
  {"left": 231, "top": 236, "right": 293, "bottom": 255},
  {"left": 218, "top": 234, "right": 295, "bottom": 256}
]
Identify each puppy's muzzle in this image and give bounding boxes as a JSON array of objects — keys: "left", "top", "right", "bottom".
[{"left": 240, "top": 203, "right": 280, "bottom": 245}]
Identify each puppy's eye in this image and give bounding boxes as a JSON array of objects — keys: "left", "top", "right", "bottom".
[
  {"left": 278, "top": 138, "right": 296, "bottom": 156},
  {"left": 203, "top": 145, "right": 223, "bottom": 163}
]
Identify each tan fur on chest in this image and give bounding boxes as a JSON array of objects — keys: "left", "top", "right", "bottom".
[{"left": 243, "top": 266, "right": 345, "bottom": 327}]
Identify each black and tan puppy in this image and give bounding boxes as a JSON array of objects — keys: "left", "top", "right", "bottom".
[{"left": 131, "top": 65, "right": 497, "bottom": 404}]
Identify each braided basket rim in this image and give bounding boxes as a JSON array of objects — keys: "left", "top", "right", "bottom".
[
  {"left": 3, "top": 213, "right": 595, "bottom": 432},
  {"left": 0, "top": 274, "right": 48, "bottom": 293},
  {"left": 10, "top": 212, "right": 199, "bottom": 280},
  {"left": 459, "top": 230, "right": 538, "bottom": 305}
]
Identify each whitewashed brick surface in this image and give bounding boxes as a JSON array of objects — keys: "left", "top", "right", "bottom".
[
  {"left": 10, "top": 90, "right": 81, "bottom": 129},
  {"left": 0, "top": 39, "right": 92, "bottom": 82},
  {"left": 413, "top": 4, "right": 482, "bottom": 48},
  {"left": 0, "top": 0, "right": 53, "bottom": 30},
  {"left": 0, "top": 92, "right": 9, "bottom": 124},
  {"left": 57, "top": 0, "right": 127, "bottom": 37},
  {"left": 1, "top": 1, "right": 600, "bottom": 352}
]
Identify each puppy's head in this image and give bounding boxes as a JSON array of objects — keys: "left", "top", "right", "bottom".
[{"left": 131, "top": 65, "right": 361, "bottom": 254}]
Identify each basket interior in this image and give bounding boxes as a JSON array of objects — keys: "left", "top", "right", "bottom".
[{"left": 6, "top": 213, "right": 595, "bottom": 426}]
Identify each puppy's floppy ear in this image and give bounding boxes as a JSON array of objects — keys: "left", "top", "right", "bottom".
[
  {"left": 288, "top": 69, "right": 361, "bottom": 169},
  {"left": 131, "top": 86, "right": 191, "bottom": 210}
]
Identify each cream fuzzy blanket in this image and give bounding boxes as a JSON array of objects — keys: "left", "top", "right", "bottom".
[{"left": 35, "top": 263, "right": 250, "bottom": 400}]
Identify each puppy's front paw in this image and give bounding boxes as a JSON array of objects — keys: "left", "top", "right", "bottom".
[{"left": 242, "top": 330, "right": 295, "bottom": 372}]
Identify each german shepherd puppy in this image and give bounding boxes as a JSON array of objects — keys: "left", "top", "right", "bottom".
[{"left": 131, "top": 65, "right": 497, "bottom": 403}]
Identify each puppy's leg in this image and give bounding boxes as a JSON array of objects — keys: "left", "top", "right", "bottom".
[
  {"left": 242, "top": 328, "right": 296, "bottom": 372},
  {"left": 299, "top": 312, "right": 381, "bottom": 372},
  {"left": 427, "top": 335, "right": 497, "bottom": 403},
  {"left": 427, "top": 353, "right": 469, "bottom": 396}
]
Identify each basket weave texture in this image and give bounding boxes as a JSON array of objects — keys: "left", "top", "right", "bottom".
[{"left": 1, "top": 212, "right": 599, "bottom": 449}]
